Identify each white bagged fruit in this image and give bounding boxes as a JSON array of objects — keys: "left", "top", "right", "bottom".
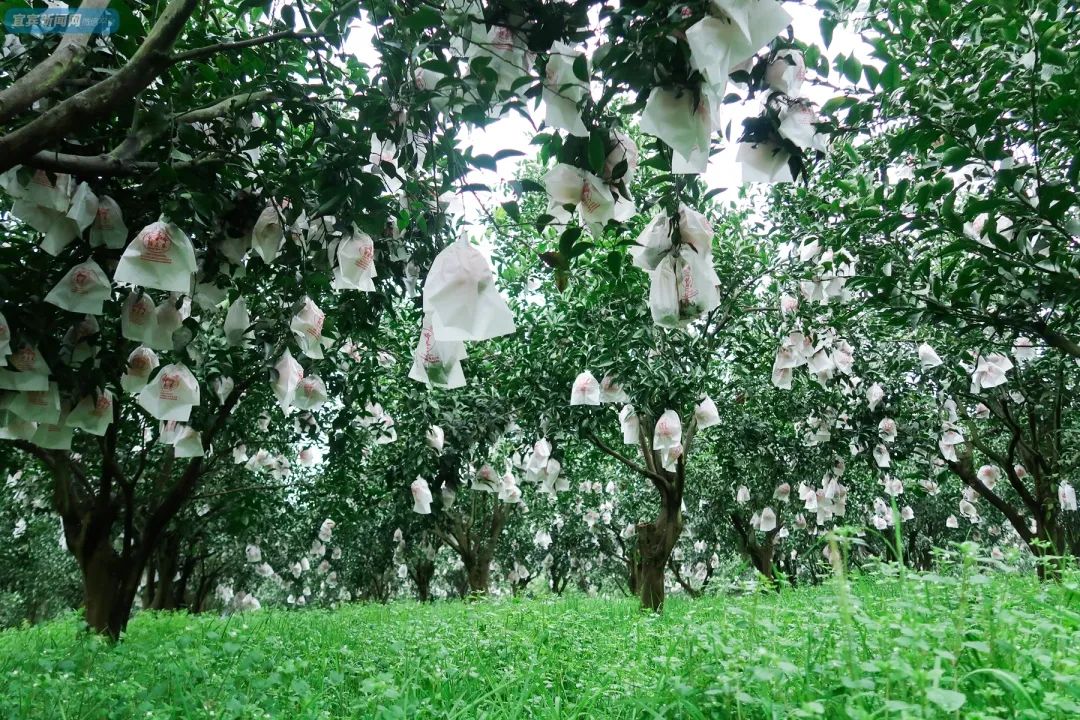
[
  {"left": 544, "top": 163, "right": 617, "bottom": 230},
  {"left": 173, "top": 427, "right": 204, "bottom": 458},
  {"left": 66, "top": 182, "right": 99, "bottom": 233},
  {"left": 408, "top": 314, "right": 467, "bottom": 389},
  {"left": 694, "top": 395, "right": 720, "bottom": 429},
  {"left": 542, "top": 42, "right": 589, "bottom": 137},
  {"left": 290, "top": 297, "right": 327, "bottom": 359},
  {"left": 89, "top": 195, "right": 128, "bottom": 248},
  {"left": 570, "top": 371, "right": 600, "bottom": 406},
  {"left": 422, "top": 234, "right": 516, "bottom": 342},
  {"left": 31, "top": 415, "right": 73, "bottom": 450},
  {"left": 640, "top": 87, "right": 713, "bottom": 174},
  {"left": 765, "top": 49, "right": 806, "bottom": 96},
  {"left": 121, "top": 346, "right": 159, "bottom": 393},
  {"left": 114, "top": 221, "right": 197, "bottom": 293},
  {"left": 44, "top": 260, "right": 111, "bottom": 315},
  {"left": 121, "top": 291, "right": 156, "bottom": 343},
  {"left": 411, "top": 477, "right": 433, "bottom": 514},
  {"left": 251, "top": 205, "right": 284, "bottom": 264},
  {"left": 737, "top": 142, "right": 794, "bottom": 184},
  {"left": 653, "top": 409, "right": 683, "bottom": 471},
  {"left": 691, "top": 0, "right": 792, "bottom": 69},
  {"left": 66, "top": 390, "right": 114, "bottom": 436},
  {"left": 224, "top": 297, "right": 252, "bottom": 347},
  {"left": 0, "top": 345, "right": 50, "bottom": 391},
  {"left": 619, "top": 404, "right": 640, "bottom": 445},
  {"left": 7, "top": 382, "right": 61, "bottom": 424},
  {"left": 599, "top": 375, "right": 629, "bottom": 404},
  {"left": 138, "top": 363, "right": 200, "bottom": 421},
  {"left": 332, "top": 229, "right": 377, "bottom": 292},
  {"left": 273, "top": 350, "right": 304, "bottom": 411},
  {"left": 291, "top": 376, "right": 328, "bottom": 411},
  {"left": 630, "top": 211, "right": 673, "bottom": 271},
  {"left": 143, "top": 298, "right": 183, "bottom": 351}
]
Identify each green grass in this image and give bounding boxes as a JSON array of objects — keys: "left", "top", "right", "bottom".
[{"left": 1, "top": 569, "right": 1079, "bottom": 719}]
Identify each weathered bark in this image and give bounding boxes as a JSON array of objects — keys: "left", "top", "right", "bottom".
[
  {"left": 587, "top": 419, "right": 690, "bottom": 612},
  {"left": 15, "top": 380, "right": 248, "bottom": 639},
  {"left": 637, "top": 501, "right": 682, "bottom": 612}
]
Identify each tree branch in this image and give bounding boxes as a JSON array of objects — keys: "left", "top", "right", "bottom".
[
  {"left": 586, "top": 430, "right": 670, "bottom": 489},
  {"left": 169, "top": 29, "right": 322, "bottom": 65},
  {"left": 0, "top": 0, "right": 111, "bottom": 124},
  {"left": 0, "top": 0, "right": 201, "bottom": 173}
]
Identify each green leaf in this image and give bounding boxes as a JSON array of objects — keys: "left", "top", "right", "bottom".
[
  {"left": 401, "top": 6, "right": 441, "bottom": 32},
  {"left": 559, "top": 226, "right": 583, "bottom": 257},
  {"left": 842, "top": 54, "right": 863, "bottom": 85},
  {"left": 588, "top": 131, "right": 606, "bottom": 176},
  {"left": 501, "top": 201, "right": 521, "bottom": 222},
  {"left": 926, "top": 688, "right": 966, "bottom": 712},
  {"left": 572, "top": 55, "right": 588, "bottom": 82},
  {"left": 494, "top": 149, "right": 525, "bottom": 161},
  {"left": 518, "top": 178, "right": 546, "bottom": 194},
  {"left": 820, "top": 18, "right": 837, "bottom": 47}
]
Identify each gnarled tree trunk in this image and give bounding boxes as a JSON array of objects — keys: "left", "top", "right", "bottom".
[{"left": 637, "top": 495, "right": 683, "bottom": 612}]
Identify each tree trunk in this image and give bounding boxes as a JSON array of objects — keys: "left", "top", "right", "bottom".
[
  {"left": 637, "top": 503, "right": 682, "bottom": 612},
  {"left": 151, "top": 535, "right": 180, "bottom": 610},
  {"left": 413, "top": 559, "right": 435, "bottom": 602},
  {"left": 464, "top": 551, "right": 492, "bottom": 595},
  {"left": 626, "top": 555, "right": 640, "bottom": 596},
  {"left": 79, "top": 540, "right": 139, "bottom": 641},
  {"left": 748, "top": 541, "right": 778, "bottom": 588}
]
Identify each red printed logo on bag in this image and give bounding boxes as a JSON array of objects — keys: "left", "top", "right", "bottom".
[
  {"left": 492, "top": 26, "right": 514, "bottom": 51},
  {"left": 159, "top": 373, "right": 180, "bottom": 401},
  {"left": 27, "top": 391, "right": 48, "bottom": 407},
  {"left": 11, "top": 347, "right": 36, "bottom": 371},
  {"left": 354, "top": 240, "right": 374, "bottom": 271},
  {"left": 93, "top": 395, "right": 111, "bottom": 415},
  {"left": 305, "top": 308, "right": 324, "bottom": 339},
  {"left": 95, "top": 206, "right": 113, "bottom": 230},
  {"left": 421, "top": 325, "right": 442, "bottom": 367},
  {"left": 31, "top": 169, "right": 53, "bottom": 188},
  {"left": 128, "top": 298, "right": 151, "bottom": 325},
  {"left": 140, "top": 225, "right": 173, "bottom": 264},
  {"left": 70, "top": 267, "right": 94, "bottom": 294},
  {"left": 580, "top": 181, "right": 600, "bottom": 213},
  {"left": 128, "top": 352, "right": 152, "bottom": 375},
  {"left": 679, "top": 263, "right": 699, "bottom": 305}
]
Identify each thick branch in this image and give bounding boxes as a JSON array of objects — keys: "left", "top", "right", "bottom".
[
  {"left": 948, "top": 456, "right": 1034, "bottom": 544},
  {"left": 170, "top": 30, "right": 321, "bottom": 65},
  {"left": 0, "top": 0, "right": 111, "bottom": 123},
  {"left": 587, "top": 431, "right": 669, "bottom": 490},
  {"left": 25, "top": 88, "right": 274, "bottom": 176},
  {"left": 0, "top": 0, "right": 201, "bottom": 173}
]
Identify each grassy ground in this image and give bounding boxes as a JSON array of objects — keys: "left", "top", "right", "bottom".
[{"left": 1, "top": 567, "right": 1078, "bottom": 719}]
